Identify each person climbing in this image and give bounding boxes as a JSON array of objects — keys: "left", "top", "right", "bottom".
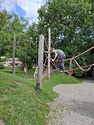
[{"left": 50, "top": 48, "right": 66, "bottom": 72}]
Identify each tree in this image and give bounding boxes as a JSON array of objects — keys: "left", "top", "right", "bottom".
[
  {"left": 38, "top": 0, "right": 94, "bottom": 76},
  {"left": 0, "top": 11, "right": 29, "bottom": 57},
  {"left": 26, "top": 23, "right": 39, "bottom": 66},
  {"left": 16, "top": 32, "right": 35, "bottom": 69},
  {"left": 0, "top": 10, "right": 13, "bottom": 56},
  {"left": 0, "top": 10, "right": 11, "bottom": 31},
  {"left": 0, "top": 10, "right": 38, "bottom": 69}
]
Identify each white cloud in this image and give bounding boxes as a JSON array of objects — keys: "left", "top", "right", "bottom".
[
  {"left": 0, "top": 0, "right": 47, "bottom": 24},
  {"left": 15, "top": 0, "right": 46, "bottom": 23},
  {"left": 0, "top": 0, "right": 16, "bottom": 12}
]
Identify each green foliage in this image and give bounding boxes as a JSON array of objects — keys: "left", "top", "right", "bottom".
[
  {"left": 0, "top": 10, "right": 11, "bottom": 31},
  {"left": 0, "top": 69, "right": 81, "bottom": 125},
  {"left": 16, "top": 32, "right": 36, "bottom": 69},
  {"left": 0, "top": 0, "right": 93, "bottom": 76},
  {"left": 26, "top": 23, "right": 39, "bottom": 67},
  {"left": 0, "top": 11, "right": 34, "bottom": 68},
  {"left": 38, "top": 0, "right": 94, "bottom": 76},
  {"left": 0, "top": 56, "right": 6, "bottom": 62},
  {"left": 0, "top": 10, "right": 36, "bottom": 69},
  {"left": 38, "top": 0, "right": 94, "bottom": 48},
  {"left": 0, "top": 63, "right": 4, "bottom": 69},
  {"left": 0, "top": 11, "right": 29, "bottom": 56}
]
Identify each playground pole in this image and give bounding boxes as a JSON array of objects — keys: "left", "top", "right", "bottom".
[
  {"left": 36, "top": 34, "right": 44, "bottom": 90},
  {"left": 48, "top": 28, "right": 51, "bottom": 80},
  {"left": 93, "top": 49, "right": 94, "bottom": 79},
  {"left": 12, "top": 34, "right": 16, "bottom": 75}
]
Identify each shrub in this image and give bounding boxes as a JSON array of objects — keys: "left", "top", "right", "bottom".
[
  {"left": 0, "top": 63, "right": 4, "bottom": 69},
  {"left": 0, "top": 56, "right": 7, "bottom": 62}
]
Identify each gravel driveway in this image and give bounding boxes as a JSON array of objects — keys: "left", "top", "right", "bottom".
[{"left": 46, "top": 79, "right": 94, "bottom": 125}]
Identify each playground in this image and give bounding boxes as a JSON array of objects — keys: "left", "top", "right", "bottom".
[
  {"left": 36, "top": 33, "right": 94, "bottom": 91},
  {"left": 0, "top": 33, "right": 94, "bottom": 125},
  {"left": 0, "top": 0, "right": 94, "bottom": 124}
]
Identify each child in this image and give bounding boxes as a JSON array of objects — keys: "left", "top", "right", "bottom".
[
  {"left": 50, "top": 48, "right": 65, "bottom": 72},
  {"left": 34, "top": 66, "right": 38, "bottom": 78},
  {"left": 24, "top": 64, "right": 27, "bottom": 76}
]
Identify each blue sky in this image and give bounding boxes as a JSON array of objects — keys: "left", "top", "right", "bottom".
[{"left": 0, "top": 0, "right": 47, "bottom": 25}]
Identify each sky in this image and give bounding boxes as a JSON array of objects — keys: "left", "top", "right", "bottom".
[{"left": 0, "top": 0, "right": 47, "bottom": 25}]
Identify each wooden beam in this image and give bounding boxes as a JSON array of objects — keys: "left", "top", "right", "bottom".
[
  {"left": 92, "top": 49, "right": 94, "bottom": 79},
  {"left": 48, "top": 28, "right": 51, "bottom": 80},
  {"left": 36, "top": 34, "right": 44, "bottom": 90},
  {"left": 12, "top": 34, "right": 16, "bottom": 75}
]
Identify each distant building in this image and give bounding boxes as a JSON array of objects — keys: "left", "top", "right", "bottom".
[{"left": 3, "top": 58, "right": 22, "bottom": 67}]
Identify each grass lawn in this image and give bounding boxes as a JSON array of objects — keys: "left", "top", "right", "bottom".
[{"left": 0, "top": 67, "right": 81, "bottom": 125}]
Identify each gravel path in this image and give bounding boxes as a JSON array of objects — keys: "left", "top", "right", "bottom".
[{"left": 46, "top": 79, "right": 94, "bottom": 125}]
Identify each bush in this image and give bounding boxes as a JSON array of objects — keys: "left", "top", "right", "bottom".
[
  {"left": 0, "top": 56, "right": 7, "bottom": 62},
  {"left": 0, "top": 63, "right": 4, "bottom": 69}
]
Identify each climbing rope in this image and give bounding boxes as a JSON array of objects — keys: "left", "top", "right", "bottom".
[
  {"left": 50, "top": 60, "right": 63, "bottom": 72},
  {"left": 44, "top": 46, "right": 94, "bottom": 75},
  {"left": 67, "top": 46, "right": 94, "bottom": 75},
  {"left": 43, "top": 35, "right": 94, "bottom": 76},
  {"left": 52, "top": 46, "right": 94, "bottom": 62},
  {"left": 73, "top": 58, "right": 93, "bottom": 72}
]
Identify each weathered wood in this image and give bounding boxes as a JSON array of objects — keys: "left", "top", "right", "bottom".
[
  {"left": 48, "top": 28, "right": 51, "bottom": 80},
  {"left": 36, "top": 34, "right": 44, "bottom": 90},
  {"left": 92, "top": 49, "right": 94, "bottom": 79},
  {"left": 91, "top": 48, "right": 94, "bottom": 79},
  {"left": 12, "top": 34, "right": 16, "bottom": 75}
]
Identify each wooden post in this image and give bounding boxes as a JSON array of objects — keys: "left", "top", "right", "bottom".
[
  {"left": 91, "top": 47, "right": 94, "bottom": 79},
  {"left": 92, "top": 49, "right": 94, "bottom": 79},
  {"left": 36, "top": 34, "right": 44, "bottom": 90},
  {"left": 48, "top": 28, "right": 51, "bottom": 80},
  {"left": 12, "top": 34, "right": 16, "bottom": 75}
]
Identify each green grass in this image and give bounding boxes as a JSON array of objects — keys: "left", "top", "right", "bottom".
[{"left": 0, "top": 68, "right": 81, "bottom": 125}]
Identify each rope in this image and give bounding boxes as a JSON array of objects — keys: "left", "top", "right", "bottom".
[
  {"left": 73, "top": 59, "right": 93, "bottom": 72},
  {"left": 50, "top": 46, "right": 94, "bottom": 62},
  {"left": 43, "top": 45, "right": 94, "bottom": 75},
  {"left": 72, "top": 46, "right": 94, "bottom": 59},
  {"left": 50, "top": 60, "right": 62, "bottom": 72},
  {"left": 65, "top": 63, "right": 94, "bottom": 75},
  {"left": 52, "top": 46, "right": 94, "bottom": 75},
  {"left": 67, "top": 46, "right": 94, "bottom": 75}
]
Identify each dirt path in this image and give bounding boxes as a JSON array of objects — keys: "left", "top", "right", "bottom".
[{"left": 46, "top": 79, "right": 94, "bottom": 125}]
